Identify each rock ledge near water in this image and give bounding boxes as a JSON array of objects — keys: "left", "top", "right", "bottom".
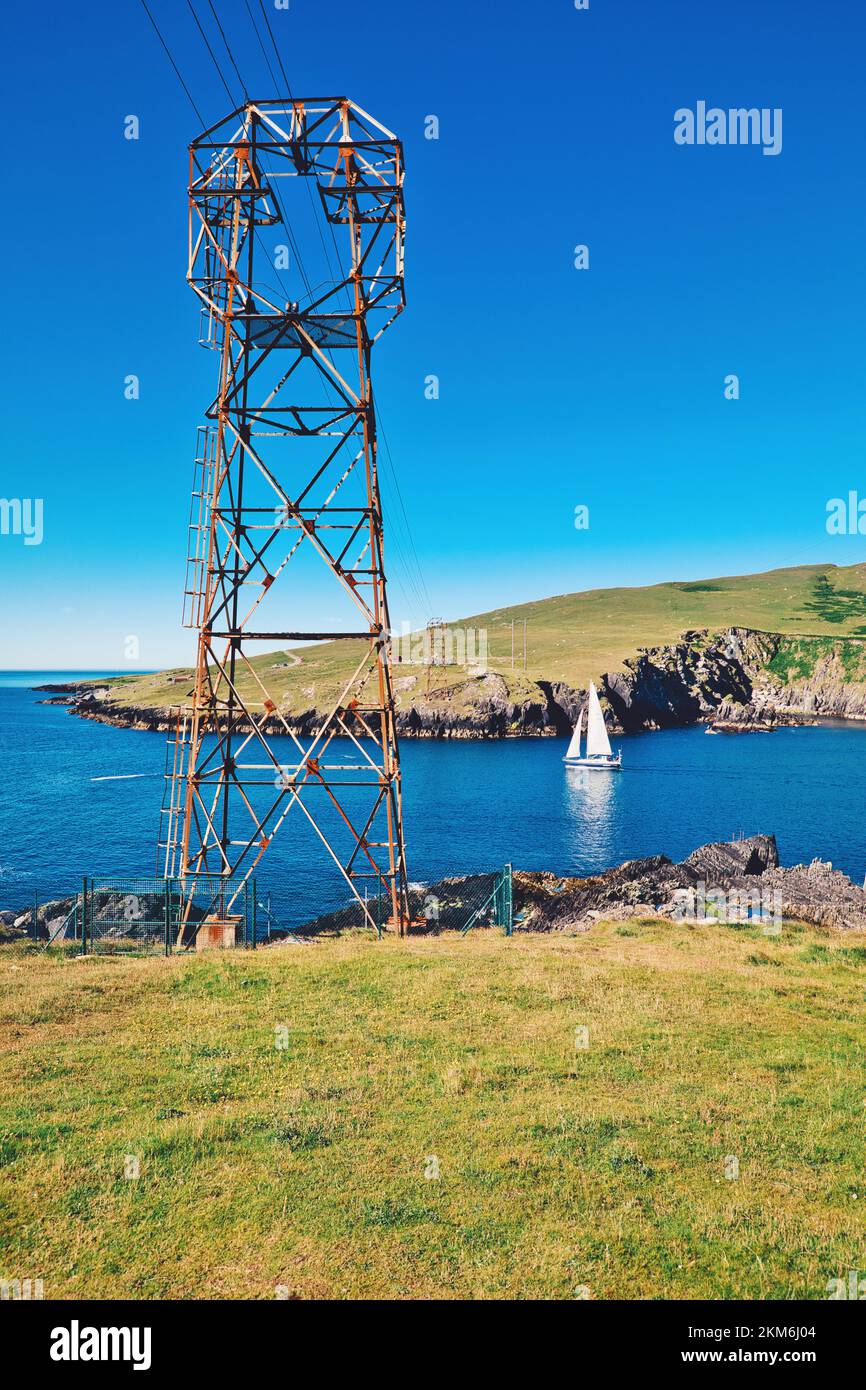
[
  {"left": 510, "top": 834, "right": 866, "bottom": 933},
  {"left": 3, "top": 835, "right": 864, "bottom": 944}
]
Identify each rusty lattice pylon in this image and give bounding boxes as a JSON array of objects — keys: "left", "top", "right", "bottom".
[{"left": 161, "top": 98, "right": 411, "bottom": 937}]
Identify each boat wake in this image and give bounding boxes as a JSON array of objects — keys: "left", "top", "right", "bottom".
[{"left": 91, "top": 774, "right": 156, "bottom": 782}]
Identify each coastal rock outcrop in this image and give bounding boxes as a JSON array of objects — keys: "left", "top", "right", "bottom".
[
  {"left": 683, "top": 833, "right": 779, "bottom": 878},
  {"left": 707, "top": 698, "right": 816, "bottom": 733},
  {"left": 760, "top": 860, "right": 866, "bottom": 932},
  {"left": 37, "top": 625, "right": 866, "bottom": 739},
  {"left": 601, "top": 629, "right": 773, "bottom": 731},
  {"left": 509, "top": 834, "right": 866, "bottom": 933},
  {"left": 399, "top": 672, "right": 555, "bottom": 738},
  {"left": 4, "top": 835, "right": 865, "bottom": 941}
]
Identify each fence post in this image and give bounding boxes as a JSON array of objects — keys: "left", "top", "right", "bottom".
[
  {"left": 81, "top": 877, "right": 89, "bottom": 955},
  {"left": 164, "top": 879, "right": 171, "bottom": 957},
  {"left": 504, "top": 862, "right": 513, "bottom": 936},
  {"left": 251, "top": 880, "right": 257, "bottom": 950}
]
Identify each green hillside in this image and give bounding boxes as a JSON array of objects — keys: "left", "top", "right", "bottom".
[
  {"left": 99, "top": 561, "right": 866, "bottom": 714},
  {"left": 3, "top": 923, "right": 865, "bottom": 1298}
]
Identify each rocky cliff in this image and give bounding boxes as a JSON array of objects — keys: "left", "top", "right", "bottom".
[{"left": 39, "top": 626, "right": 866, "bottom": 739}]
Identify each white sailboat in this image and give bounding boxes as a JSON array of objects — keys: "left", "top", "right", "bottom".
[{"left": 564, "top": 681, "right": 622, "bottom": 769}]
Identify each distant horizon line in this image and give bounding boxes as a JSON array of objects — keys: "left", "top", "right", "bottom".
[
  {"left": 3, "top": 556, "right": 864, "bottom": 673},
  {"left": 0, "top": 668, "right": 159, "bottom": 674}
]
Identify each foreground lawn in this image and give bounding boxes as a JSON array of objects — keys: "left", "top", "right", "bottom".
[{"left": 0, "top": 921, "right": 864, "bottom": 1300}]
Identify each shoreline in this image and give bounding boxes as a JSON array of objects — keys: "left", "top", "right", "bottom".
[
  {"left": 29, "top": 624, "right": 866, "bottom": 739},
  {"left": 31, "top": 676, "right": 866, "bottom": 741},
  {"left": 5, "top": 832, "right": 866, "bottom": 942}
]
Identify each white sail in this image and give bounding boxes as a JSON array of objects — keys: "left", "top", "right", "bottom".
[
  {"left": 585, "top": 682, "right": 613, "bottom": 758},
  {"left": 565, "top": 708, "right": 584, "bottom": 759}
]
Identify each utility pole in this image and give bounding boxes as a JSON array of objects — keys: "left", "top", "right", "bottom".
[
  {"left": 161, "top": 99, "right": 411, "bottom": 938},
  {"left": 424, "top": 618, "right": 446, "bottom": 698}
]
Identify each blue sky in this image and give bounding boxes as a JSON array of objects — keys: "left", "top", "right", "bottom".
[{"left": 2, "top": 0, "right": 865, "bottom": 667}]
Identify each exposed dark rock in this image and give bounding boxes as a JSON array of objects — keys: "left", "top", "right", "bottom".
[
  {"left": 277, "top": 833, "right": 865, "bottom": 937},
  {"left": 0, "top": 891, "right": 212, "bottom": 945},
  {"left": 512, "top": 854, "right": 683, "bottom": 931},
  {"left": 283, "top": 873, "right": 503, "bottom": 938},
  {"left": 8, "top": 897, "right": 75, "bottom": 942},
  {"left": 683, "top": 833, "right": 778, "bottom": 878},
  {"left": 707, "top": 698, "right": 817, "bottom": 733},
  {"left": 601, "top": 629, "right": 768, "bottom": 732},
  {"left": 5, "top": 835, "right": 865, "bottom": 946},
  {"left": 760, "top": 861, "right": 866, "bottom": 932},
  {"left": 538, "top": 681, "right": 583, "bottom": 734},
  {"left": 508, "top": 833, "right": 866, "bottom": 933},
  {"left": 34, "top": 624, "right": 866, "bottom": 740},
  {"left": 0, "top": 921, "right": 27, "bottom": 944},
  {"left": 397, "top": 672, "right": 555, "bottom": 739}
]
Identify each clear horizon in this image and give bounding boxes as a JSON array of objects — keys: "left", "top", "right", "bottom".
[
  {"left": 3, "top": 553, "right": 865, "bottom": 674},
  {"left": 3, "top": 0, "right": 865, "bottom": 666}
]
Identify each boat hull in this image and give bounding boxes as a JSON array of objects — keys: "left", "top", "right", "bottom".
[{"left": 563, "top": 756, "right": 622, "bottom": 770}]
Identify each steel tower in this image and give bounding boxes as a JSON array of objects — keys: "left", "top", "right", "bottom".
[{"left": 161, "top": 98, "right": 410, "bottom": 937}]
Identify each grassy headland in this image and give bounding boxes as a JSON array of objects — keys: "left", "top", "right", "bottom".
[
  {"left": 86, "top": 561, "right": 866, "bottom": 719},
  {"left": 2, "top": 921, "right": 864, "bottom": 1299}
]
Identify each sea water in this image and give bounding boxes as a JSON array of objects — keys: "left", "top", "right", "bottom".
[{"left": 1, "top": 674, "right": 864, "bottom": 926}]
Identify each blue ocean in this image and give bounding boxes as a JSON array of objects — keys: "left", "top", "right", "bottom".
[{"left": 1, "top": 672, "right": 865, "bottom": 925}]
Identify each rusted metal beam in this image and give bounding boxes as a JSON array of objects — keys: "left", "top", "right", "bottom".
[{"left": 161, "top": 99, "right": 410, "bottom": 939}]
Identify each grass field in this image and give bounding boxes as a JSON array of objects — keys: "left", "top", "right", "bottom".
[
  {"left": 2, "top": 921, "right": 865, "bottom": 1300},
  {"left": 95, "top": 560, "right": 866, "bottom": 716}
]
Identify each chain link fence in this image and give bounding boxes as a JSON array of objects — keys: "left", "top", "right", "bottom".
[
  {"left": 288, "top": 866, "right": 513, "bottom": 937},
  {"left": 83, "top": 877, "right": 257, "bottom": 954},
  {"left": 0, "top": 866, "right": 512, "bottom": 956},
  {"left": 0, "top": 879, "right": 257, "bottom": 957},
  {"left": 0, "top": 893, "right": 80, "bottom": 958},
  {"left": 413, "top": 866, "right": 512, "bottom": 936}
]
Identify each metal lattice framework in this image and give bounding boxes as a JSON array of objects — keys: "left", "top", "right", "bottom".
[{"left": 160, "top": 98, "right": 410, "bottom": 937}]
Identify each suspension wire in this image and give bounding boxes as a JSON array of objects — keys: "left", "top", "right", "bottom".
[
  {"left": 205, "top": 0, "right": 248, "bottom": 99},
  {"left": 235, "top": 1, "right": 360, "bottom": 413},
  {"left": 254, "top": 0, "right": 351, "bottom": 315},
  {"left": 180, "top": 0, "right": 293, "bottom": 305},
  {"left": 186, "top": 0, "right": 238, "bottom": 108},
  {"left": 243, "top": 0, "right": 349, "bottom": 315},
  {"left": 256, "top": 0, "right": 291, "bottom": 91},
  {"left": 253, "top": 5, "right": 432, "bottom": 617},
  {"left": 378, "top": 420, "right": 433, "bottom": 618},
  {"left": 244, "top": 0, "right": 280, "bottom": 88},
  {"left": 198, "top": 5, "right": 368, "bottom": 573},
  {"left": 210, "top": 7, "right": 316, "bottom": 313},
  {"left": 139, "top": 0, "right": 430, "bottom": 621},
  {"left": 196, "top": 5, "right": 429, "bottom": 620},
  {"left": 138, "top": 0, "right": 207, "bottom": 127}
]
